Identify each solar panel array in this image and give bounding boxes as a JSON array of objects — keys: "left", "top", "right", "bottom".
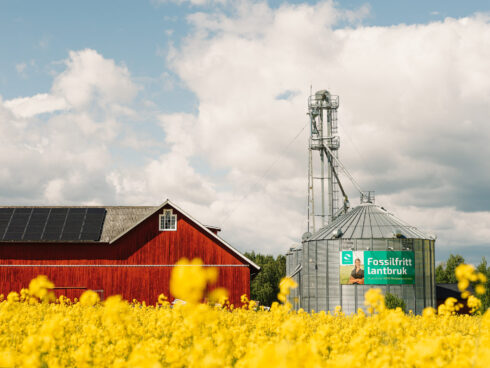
[{"left": 0, "top": 208, "right": 106, "bottom": 242}]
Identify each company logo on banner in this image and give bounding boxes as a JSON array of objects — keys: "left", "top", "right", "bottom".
[
  {"left": 339, "top": 250, "right": 415, "bottom": 285},
  {"left": 342, "top": 251, "right": 353, "bottom": 264}
]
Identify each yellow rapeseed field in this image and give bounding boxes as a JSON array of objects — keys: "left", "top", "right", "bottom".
[{"left": 0, "top": 258, "right": 488, "bottom": 368}]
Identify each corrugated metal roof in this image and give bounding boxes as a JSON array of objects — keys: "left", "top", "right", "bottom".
[{"left": 309, "top": 203, "right": 432, "bottom": 240}]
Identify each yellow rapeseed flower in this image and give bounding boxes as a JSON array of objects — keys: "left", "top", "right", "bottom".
[
  {"left": 28, "top": 275, "right": 55, "bottom": 302},
  {"left": 476, "top": 284, "right": 486, "bottom": 295},
  {"left": 170, "top": 258, "right": 217, "bottom": 304},
  {"left": 0, "top": 261, "right": 487, "bottom": 368},
  {"left": 277, "top": 277, "right": 297, "bottom": 303},
  {"left": 79, "top": 290, "right": 100, "bottom": 307},
  {"left": 6, "top": 292, "right": 19, "bottom": 303},
  {"left": 364, "top": 288, "right": 385, "bottom": 314}
]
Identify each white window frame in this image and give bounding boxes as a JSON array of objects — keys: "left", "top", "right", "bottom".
[{"left": 159, "top": 209, "right": 177, "bottom": 231}]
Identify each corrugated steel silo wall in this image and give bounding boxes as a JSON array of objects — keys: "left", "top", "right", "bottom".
[
  {"left": 292, "top": 247, "right": 302, "bottom": 309},
  {"left": 286, "top": 251, "right": 291, "bottom": 281},
  {"left": 286, "top": 248, "right": 302, "bottom": 309},
  {"left": 316, "top": 240, "right": 327, "bottom": 311},
  {"left": 327, "top": 240, "right": 341, "bottom": 311},
  {"left": 299, "top": 238, "right": 436, "bottom": 314},
  {"left": 301, "top": 241, "right": 310, "bottom": 311},
  {"left": 285, "top": 250, "right": 292, "bottom": 304}
]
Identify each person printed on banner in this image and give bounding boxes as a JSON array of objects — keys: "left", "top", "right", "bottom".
[{"left": 349, "top": 258, "right": 364, "bottom": 284}]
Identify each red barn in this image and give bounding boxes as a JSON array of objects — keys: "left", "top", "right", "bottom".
[{"left": 0, "top": 200, "right": 259, "bottom": 305}]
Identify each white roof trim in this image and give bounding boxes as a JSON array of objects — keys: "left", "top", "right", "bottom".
[
  {"left": 205, "top": 225, "right": 221, "bottom": 231},
  {"left": 109, "top": 199, "right": 260, "bottom": 272}
]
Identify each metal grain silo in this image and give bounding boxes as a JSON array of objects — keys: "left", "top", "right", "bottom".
[
  {"left": 289, "top": 197, "right": 436, "bottom": 314},
  {"left": 286, "top": 89, "right": 435, "bottom": 314}
]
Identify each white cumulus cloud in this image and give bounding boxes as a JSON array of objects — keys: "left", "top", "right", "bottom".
[
  {"left": 0, "top": 49, "right": 140, "bottom": 205},
  {"left": 52, "top": 49, "right": 139, "bottom": 110}
]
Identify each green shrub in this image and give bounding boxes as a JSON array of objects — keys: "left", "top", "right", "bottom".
[{"left": 385, "top": 292, "right": 407, "bottom": 312}]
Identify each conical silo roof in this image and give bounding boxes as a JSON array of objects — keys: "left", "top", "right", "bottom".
[{"left": 309, "top": 203, "right": 431, "bottom": 240}]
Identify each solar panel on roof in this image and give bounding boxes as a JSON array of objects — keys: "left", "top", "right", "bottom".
[
  {"left": 3, "top": 209, "right": 31, "bottom": 240},
  {"left": 60, "top": 208, "right": 86, "bottom": 240},
  {"left": 0, "top": 208, "right": 106, "bottom": 242},
  {"left": 42, "top": 209, "right": 67, "bottom": 241},
  {"left": 87, "top": 208, "right": 105, "bottom": 214},
  {"left": 33, "top": 208, "right": 50, "bottom": 213},
  {"left": 13, "top": 208, "right": 32, "bottom": 214},
  {"left": 69, "top": 208, "right": 86, "bottom": 214},
  {"left": 79, "top": 233, "right": 102, "bottom": 240},
  {"left": 80, "top": 208, "right": 106, "bottom": 241},
  {"left": 0, "top": 208, "right": 14, "bottom": 219},
  {"left": 0, "top": 209, "right": 13, "bottom": 239},
  {"left": 23, "top": 209, "right": 50, "bottom": 241}
]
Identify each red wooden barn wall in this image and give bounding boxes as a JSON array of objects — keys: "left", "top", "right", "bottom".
[{"left": 0, "top": 205, "right": 252, "bottom": 306}]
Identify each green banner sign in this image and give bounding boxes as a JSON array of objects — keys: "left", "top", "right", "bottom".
[{"left": 340, "top": 250, "right": 415, "bottom": 285}]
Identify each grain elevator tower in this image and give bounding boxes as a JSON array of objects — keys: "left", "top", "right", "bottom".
[{"left": 307, "top": 90, "right": 346, "bottom": 232}]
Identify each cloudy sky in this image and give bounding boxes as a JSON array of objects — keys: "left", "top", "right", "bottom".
[{"left": 1, "top": 0, "right": 489, "bottom": 264}]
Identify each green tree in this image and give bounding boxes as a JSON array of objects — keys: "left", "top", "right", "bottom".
[
  {"left": 435, "top": 264, "right": 446, "bottom": 283},
  {"left": 476, "top": 256, "right": 490, "bottom": 312},
  {"left": 245, "top": 251, "right": 286, "bottom": 307},
  {"left": 384, "top": 292, "right": 406, "bottom": 312},
  {"left": 435, "top": 254, "right": 465, "bottom": 283}
]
